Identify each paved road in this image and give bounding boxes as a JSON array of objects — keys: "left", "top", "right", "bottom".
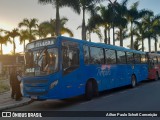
[{"left": 5, "top": 80, "right": 160, "bottom": 120}]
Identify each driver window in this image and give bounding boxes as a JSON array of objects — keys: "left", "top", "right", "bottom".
[{"left": 62, "top": 41, "right": 79, "bottom": 75}]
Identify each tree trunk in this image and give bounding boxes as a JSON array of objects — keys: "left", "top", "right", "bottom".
[
  {"left": 104, "top": 28, "right": 107, "bottom": 44},
  {"left": 89, "top": 31, "right": 91, "bottom": 42},
  {"left": 142, "top": 38, "right": 144, "bottom": 52},
  {"left": 24, "top": 40, "right": 26, "bottom": 52},
  {"left": 0, "top": 43, "right": 2, "bottom": 55},
  {"left": 155, "top": 38, "right": 157, "bottom": 53},
  {"left": 119, "top": 28, "right": 123, "bottom": 46},
  {"left": 108, "top": 28, "right": 111, "bottom": 45},
  {"left": 13, "top": 38, "right": 16, "bottom": 55},
  {"left": 82, "top": 7, "right": 86, "bottom": 40},
  {"left": 131, "top": 21, "right": 134, "bottom": 49},
  {"left": 56, "top": 1, "right": 61, "bottom": 36},
  {"left": 29, "top": 28, "right": 32, "bottom": 43},
  {"left": 112, "top": 26, "right": 115, "bottom": 45},
  {"left": 148, "top": 37, "right": 151, "bottom": 52}
]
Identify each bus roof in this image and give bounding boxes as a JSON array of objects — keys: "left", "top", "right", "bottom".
[
  {"left": 26, "top": 36, "right": 145, "bottom": 55},
  {"left": 58, "top": 36, "right": 145, "bottom": 55}
]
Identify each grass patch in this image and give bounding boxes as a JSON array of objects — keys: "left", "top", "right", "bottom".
[{"left": 0, "top": 81, "right": 10, "bottom": 94}]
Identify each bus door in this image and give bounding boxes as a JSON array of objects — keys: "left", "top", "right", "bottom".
[
  {"left": 140, "top": 54, "right": 148, "bottom": 80},
  {"left": 148, "top": 56, "right": 157, "bottom": 79},
  {"left": 61, "top": 40, "right": 82, "bottom": 98}
]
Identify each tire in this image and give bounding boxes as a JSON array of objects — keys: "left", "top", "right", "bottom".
[
  {"left": 85, "top": 81, "right": 93, "bottom": 100},
  {"left": 93, "top": 82, "right": 99, "bottom": 97},
  {"left": 155, "top": 72, "right": 159, "bottom": 81},
  {"left": 131, "top": 75, "right": 137, "bottom": 88}
]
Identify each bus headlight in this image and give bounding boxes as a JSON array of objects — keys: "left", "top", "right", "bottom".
[{"left": 50, "top": 80, "right": 58, "bottom": 89}]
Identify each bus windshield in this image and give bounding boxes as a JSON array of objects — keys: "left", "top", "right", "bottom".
[{"left": 24, "top": 48, "right": 58, "bottom": 76}]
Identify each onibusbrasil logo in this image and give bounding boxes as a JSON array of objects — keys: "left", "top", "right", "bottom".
[{"left": 1, "top": 112, "right": 42, "bottom": 118}]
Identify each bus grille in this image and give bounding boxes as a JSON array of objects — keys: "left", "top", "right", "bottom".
[{"left": 23, "top": 79, "right": 48, "bottom": 96}]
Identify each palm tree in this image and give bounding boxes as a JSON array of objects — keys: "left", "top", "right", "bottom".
[
  {"left": 6, "top": 28, "right": 20, "bottom": 55},
  {"left": 19, "top": 30, "right": 29, "bottom": 52},
  {"left": 91, "top": 5, "right": 112, "bottom": 44},
  {"left": 40, "top": 17, "right": 74, "bottom": 37},
  {"left": 141, "top": 13, "right": 160, "bottom": 52},
  {"left": 115, "top": 28, "right": 129, "bottom": 46},
  {"left": 127, "top": 2, "right": 139, "bottom": 49},
  {"left": 133, "top": 39, "right": 142, "bottom": 51},
  {"left": 38, "top": 0, "right": 80, "bottom": 36},
  {"left": 77, "top": 18, "right": 102, "bottom": 42},
  {"left": 60, "top": 17, "right": 74, "bottom": 37},
  {"left": 114, "top": 0, "right": 128, "bottom": 46},
  {"left": 0, "top": 35, "right": 10, "bottom": 55},
  {"left": 127, "top": 2, "right": 150, "bottom": 49},
  {"left": 79, "top": 0, "right": 104, "bottom": 40},
  {"left": 18, "top": 18, "right": 38, "bottom": 43},
  {"left": 134, "top": 21, "right": 146, "bottom": 52},
  {"left": 36, "top": 24, "right": 49, "bottom": 39},
  {"left": 151, "top": 15, "right": 160, "bottom": 52},
  {"left": 39, "top": 19, "right": 56, "bottom": 37}
]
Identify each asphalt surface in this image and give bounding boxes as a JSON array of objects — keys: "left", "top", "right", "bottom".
[{"left": 4, "top": 80, "right": 160, "bottom": 120}]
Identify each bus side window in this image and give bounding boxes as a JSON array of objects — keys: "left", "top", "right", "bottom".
[
  {"left": 83, "top": 45, "right": 90, "bottom": 64},
  {"left": 153, "top": 56, "right": 158, "bottom": 64},
  {"left": 90, "top": 47, "right": 104, "bottom": 64},
  {"left": 158, "top": 57, "right": 160, "bottom": 64},
  {"left": 62, "top": 43, "right": 80, "bottom": 75},
  {"left": 134, "top": 54, "right": 141, "bottom": 64},
  {"left": 117, "top": 51, "right": 126, "bottom": 64},
  {"left": 105, "top": 49, "right": 116, "bottom": 64},
  {"left": 141, "top": 54, "right": 146, "bottom": 64},
  {"left": 126, "top": 52, "right": 134, "bottom": 64}
]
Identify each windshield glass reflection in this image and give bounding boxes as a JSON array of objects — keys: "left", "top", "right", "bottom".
[{"left": 24, "top": 48, "right": 58, "bottom": 76}]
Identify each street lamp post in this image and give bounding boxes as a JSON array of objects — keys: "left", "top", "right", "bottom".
[{"left": 108, "top": 0, "right": 117, "bottom": 46}]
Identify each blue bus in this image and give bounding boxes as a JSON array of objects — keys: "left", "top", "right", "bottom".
[{"left": 23, "top": 36, "right": 148, "bottom": 100}]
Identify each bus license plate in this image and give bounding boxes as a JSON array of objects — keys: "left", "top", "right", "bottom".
[{"left": 31, "top": 96, "right": 37, "bottom": 99}]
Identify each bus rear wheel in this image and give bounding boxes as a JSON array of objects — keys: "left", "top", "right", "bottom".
[
  {"left": 131, "top": 75, "right": 137, "bottom": 88},
  {"left": 85, "top": 81, "right": 93, "bottom": 100}
]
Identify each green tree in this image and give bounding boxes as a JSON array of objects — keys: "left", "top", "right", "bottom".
[
  {"left": 79, "top": 0, "right": 104, "bottom": 40},
  {"left": 127, "top": 2, "right": 149, "bottom": 49},
  {"left": 5, "top": 28, "right": 20, "bottom": 55},
  {"left": 36, "top": 24, "right": 49, "bottom": 39},
  {"left": 151, "top": 15, "right": 160, "bottom": 52},
  {"left": 40, "top": 17, "right": 74, "bottom": 37},
  {"left": 114, "top": 0, "right": 128, "bottom": 46},
  {"left": 0, "top": 35, "right": 10, "bottom": 55},
  {"left": 38, "top": 0, "right": 80, "bottom": 36},
  {"left": 91, "top": 5, "right": 112, "bottom": 44},
  {"left": 19, "top": 30, "right": 30, "bottom": 52},
  {"left": 115, "top": 28, "right": 129, "bottom": 46},
  {"left": 77, "top": 18, "right": 102, "bottom": 42},
  {"left": 18, "top": 18, "right": 38, "bottom": 43},
  {"left": 141, "top": 13, "right": 160, "bottom": 52}
]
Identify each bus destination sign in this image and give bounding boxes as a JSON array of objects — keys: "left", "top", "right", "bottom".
[{"left": 26, "top": 38, "right": 56, "bottom": 50}]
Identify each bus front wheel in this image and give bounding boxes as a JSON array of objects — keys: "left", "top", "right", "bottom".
[{"left": 131, "top": 75, "right": 137, "bottom": 88}]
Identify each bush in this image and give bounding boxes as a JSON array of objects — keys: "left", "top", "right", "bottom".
[{"left": 0, "top": 81, "right": 10, "bottom": 94}]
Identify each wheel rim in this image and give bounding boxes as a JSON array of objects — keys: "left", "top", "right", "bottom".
[{"left": 132, "top": 75, "right": 136, "bottom": 87}]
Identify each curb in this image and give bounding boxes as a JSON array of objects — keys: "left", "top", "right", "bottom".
[{"left": 0, "top": 99, "right": 34, "bottom": 111}]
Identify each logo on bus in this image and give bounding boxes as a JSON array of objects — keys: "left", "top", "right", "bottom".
[{"left": 97, "top": 65, "right": 111, "bottom": 77}]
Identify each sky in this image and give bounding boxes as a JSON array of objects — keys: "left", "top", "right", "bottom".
[{"left": 0, "top": 0, "right": 160, "bottom": 54}]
